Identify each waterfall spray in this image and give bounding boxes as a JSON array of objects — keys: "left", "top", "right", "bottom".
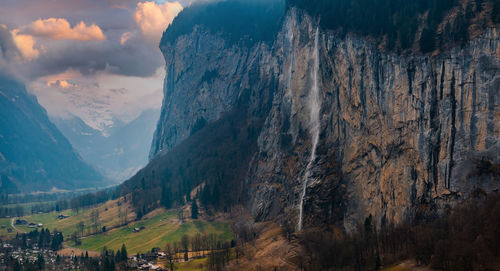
[{"left": 297, "top": 27, "right": 321, "bottom": 231}]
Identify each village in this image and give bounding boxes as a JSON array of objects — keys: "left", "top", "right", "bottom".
[{"left": 0, "top": 236, "right": 179, "bottom": 271}]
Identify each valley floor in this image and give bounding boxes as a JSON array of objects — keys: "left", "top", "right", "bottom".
[{"left": 11, "top": 199, "right": 232, "bottom": 255}]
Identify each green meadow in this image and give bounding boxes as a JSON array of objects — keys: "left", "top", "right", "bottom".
[
  {"left": 69, "top": 210, "right": 233, "bottom": 254},
  {"left": 8, "top": 197, "right": 233, "bottom": 255},
  {"left": 17, "top": 197, "right": 135, "bottom": 237},
  {"left": 0, "top": 218, "right": 14, "bottom": 238}
]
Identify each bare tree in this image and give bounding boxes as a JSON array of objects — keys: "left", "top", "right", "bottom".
[
  {"left": 91, "top": 209, "right": 100, "bottom": 234},
  {"left": 77, "top": 221, "right": 85, "bottom": 237},
  {"left": 165, "top": 243, "right": 175, "bottom": 271},
  {"left": 181, "top": 234, "right": 189, "bottom": 262}
]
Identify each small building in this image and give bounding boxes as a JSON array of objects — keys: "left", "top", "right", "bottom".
[
  {"left": 57, "top": 214, "right": 70, "bottom": 220},
  {"left": 133, "top": 226, "right": 146, "bottom": 233},
  {"left": 28, "top": 223, "right": 37, "bottom": 228},
  {"left": 37, "top": 223, "right": 43, "bottom": 227}
]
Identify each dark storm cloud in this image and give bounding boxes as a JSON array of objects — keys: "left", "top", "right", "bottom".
[
  {"left": 0, "top": 25, "right": 20, "bottom": 61},
  {"left": 20, "top": 35, "right": 163, "bottom": 79}
]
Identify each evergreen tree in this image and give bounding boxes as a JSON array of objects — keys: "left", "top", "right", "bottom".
[
  {"left": 21, "top": 234, "right": 27, "bottom": 248},
  {"left": 161, "top": 185, "right": 172, "bottom": 209},
  {"left": 121, "top": 244, "right": 128, "bottom": 261},
  {"left": 420, "top": 27, "right": 436, "bottom": 53},
  {"left": 191, "top": 200, "right": 199, "bottom": 219},
  {"left": 36, "top": 254, "right": 44, "bottom": 270}
]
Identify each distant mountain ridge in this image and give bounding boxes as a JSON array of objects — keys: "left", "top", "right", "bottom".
[
  {"left": 0, "top": 74, "right": 103, "bottom": 194},
  {"left": 53, "top": 109, "right": 159, "bottom": 182}
]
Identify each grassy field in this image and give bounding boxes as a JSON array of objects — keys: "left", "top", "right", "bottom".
[
  {"left": 17, "top": 197, "right": 135, "bottom": 237},
  {"left": 10, "top": 197, "right": 233, "bottom": 256},
  {"left": 69, "top": 209, "right": 233, "bottom": 254},
  {"left": 0, "top": 218, "right": 15, "bottom": 238},
  {"left": 173, "top": 258, "right": 208, "bottom": 271}
]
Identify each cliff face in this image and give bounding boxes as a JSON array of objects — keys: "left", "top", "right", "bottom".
[
  {"left": 250, "top": 10, "right": 500, "bottom": 230},
  {"left": 150, "top": 26, "right": 277, "bottom": 159},
  {"left": 151, "top": 9, "right": 499, "bottom": 230}
]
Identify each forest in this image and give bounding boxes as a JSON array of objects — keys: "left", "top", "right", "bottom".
[
  {"left": 295, "top": 193, "right": 500, "bottom": 270},
  {"left": 161, "top": 0, "right": 285, "bottom": 46},
  {"left": 287, "top": 0, "right": 499, "bottom": 53}
]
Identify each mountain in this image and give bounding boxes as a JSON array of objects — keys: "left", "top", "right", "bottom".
[
  {"left": 0, "top": 73, "right": 103, "bottom": 194},
  {"left": 121, "top": 0, "right": 499, "bottom": 231},
  {"left": 53, "top": 109, "right": 159, "bottom": 182}
]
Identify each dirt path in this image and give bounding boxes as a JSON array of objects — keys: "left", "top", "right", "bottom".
[{"left": 11, "top": 218, "right": 25, "bottom": 233}]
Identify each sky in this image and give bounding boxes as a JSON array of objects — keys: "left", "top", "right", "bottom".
[{"left": 0, "top": 0, "right": 197, "bottom": 133}]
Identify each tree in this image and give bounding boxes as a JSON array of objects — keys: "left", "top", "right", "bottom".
[
  {"left": 71, "top": 232, "right": 81, "bottom": 246},
  {"left": 191, "top": 201, "right": 199, "bottom": 219},
  {"left": 178, "top": 209, "right": 185, "bottom": 223},
  {"left": 121, "top": 244, "right": 128, "bottom": 261},
  {"left": 165, "top": 243, "right": 175, "bottom": 271},
  {"left": 51, "top": 232, "right": 63, "bottom": 250},
  {"left": 36, "top": 253, "right": 45, "bottom": 270},
  {"left": 420, "top": 27, "right": 436, "bottom": 53},
  {"left": 91, "top": 209, "right": 100, "bottom": 234},
  {"left": 181, "top": 234, "right": 189, "bottom": 262},
  {"left": 21, "top": 234, "right": 27, "bottom": 248},
  {"left": 77, "top": 221, "right": 85, "bottom": 237},
  {"left": 161, "top": 185, "right": 172, "bottom": 209}
]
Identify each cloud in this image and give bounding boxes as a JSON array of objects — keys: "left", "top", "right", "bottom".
[
  {"left": 22, "top": 18, "right": 106, "bottom": 41},
  {"left": 0, "top": 25, "right": 21, "bottom": 61},
  {"left": 120, "top": 31, "right": 133, "bottom": 45},
  {"left": 47, "top": 79, "right": 76, "bottom": 89},
  {"left": 11, "top": 29, "right": 39, "bottom": 60},
  {"left": 21, "top": 36, "right": 164, "bottom": 79},
  {"left": 134, "top": 1, "right": 182, "bottom": 43},
  {"left": 1, "top": 0, "right": 175, "bottom": 126},
  {"left": 31, "top": 67, "right": 165, "bottom": 132}
]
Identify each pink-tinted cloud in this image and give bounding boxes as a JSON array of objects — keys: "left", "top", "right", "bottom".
[
  {"left": 120, "top": 31, "right": 133, "bottom": 45},
  {"left": 134, "top": 1, "right": 182, "bottom": 43},
  {"left": 22, "top": 18, "right": 106, "bottom": 41},
  {"left": 11, "top": 29, "right": 39, "bottom": 60}
]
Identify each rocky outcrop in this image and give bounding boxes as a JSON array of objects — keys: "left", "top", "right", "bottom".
[{"left": 151, "top": 8, "right": 499, "bottom": 231}]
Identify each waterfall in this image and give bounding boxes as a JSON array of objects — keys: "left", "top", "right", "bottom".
[
  {"left": 297, "top": 27, "right": 321, "bottom": 231},
  {"left": 285, "top": 11, "right": 296, "bottom": 103}
]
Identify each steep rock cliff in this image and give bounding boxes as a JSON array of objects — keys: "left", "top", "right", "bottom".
[
  {"left": 249, "top": 10, "right": 499, "bottom": 231},
  {"left": 146, "top": 7, "right": 499, "bottom": 231}
]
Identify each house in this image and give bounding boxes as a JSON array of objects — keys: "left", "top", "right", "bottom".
[
  {"left": 133, "top": 226, "right": 146, "bottom": 233},
  {"left": 57, "top": 214, "right": 70, "bottom": 220},
  {"left": 28, "top": 223, "right": 37, "bottom": 228}
]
